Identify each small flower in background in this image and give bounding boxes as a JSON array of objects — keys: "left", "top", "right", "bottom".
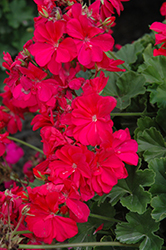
[
  {"left": 160, "top": 2, "right": 166, "bottom": 18},
  {"left": 5, "top": 141, "right": 24, "bottom": 164},
  {"left": 1, "top": 142, "right": 24, "bottom": 188},
  {"left": 93, "top": 223, "right": 104, "bottom": 235},
  {"left": 150, "top": 21, "right": 166, "bottom": 56}
]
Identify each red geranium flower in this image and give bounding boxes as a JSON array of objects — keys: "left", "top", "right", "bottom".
[
  {"left": 91, "top": 149, "right": 128, "bottom": 195},
  {"left": 64, "top": 93, "right": 117, "bottom": 146},
  {"left": 26, "top": 189, "right": 78, "bottom": 243},
  {"left": 66, "top": 14, "right": 114, "bottom": 66},
  {"left": 29, "top": 20, "right": 77, "bottom": 74}
]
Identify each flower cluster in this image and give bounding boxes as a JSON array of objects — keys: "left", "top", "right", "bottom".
[
  {"left": 0, "top": 0, "right": 138, "bottom": 246},
  {"left": 150, "top": 2, "right": 166, "bottom": 56}
]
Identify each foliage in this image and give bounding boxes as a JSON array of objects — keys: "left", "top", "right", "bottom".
[
  {"left": 1, "top": 1, "right": 166, "bottom": 250},
  {"left": 0, "top": 0, "right": 36, "bottom": 89}
]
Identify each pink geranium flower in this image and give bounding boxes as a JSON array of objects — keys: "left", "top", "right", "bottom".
[
  {"left": 101, "top": 128, "right": 138, "bottom": 166},
  {"left": 5, "top": 141, "right": 24, "bottom": 164},
  {"left": 82, "top": 71, "right": 108, "bottom": 94},
  {"left": 89, "top": 0, "right": 129, "bottom": 20},
  {"left": 150, "top": 22, "right": 166, "bottom": 56},
  {"left": 150, "top": 22, "right": 166, "bottom": 45},
  {"left": 41, "top": 126, "right": 70, "bottom": 156},
  {"left": 63, "top": 93, "right": 117, "bottom": 146},
  {"left": 25, "top": 189, "right": 78, "bottom": 243},
  {"left": 49, "top": 144, "right": 92, "bottom": 187},
  {"left": 91, "top": 149, "right": 128, "bottom": 195},
  {"left": 0, "top": 131, "right": 10, "bottom": 156},
  {"left": 29, "top": 20, "right": 77, "bottom": 74},
  {"left": 160, "top": 2, "right": 166, "bottom": 17},
  {"left": 66, "top": 14, "right": 114, "bottom": 66}
]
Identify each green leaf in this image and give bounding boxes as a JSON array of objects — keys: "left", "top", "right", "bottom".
[
  {"left": 6, "top": 0, "right": 33, "bottom": 28},
  {"left": 0, "top": 0, "right": 10, "bottom": 12},
  {"left": 102, "top": 71, "right": 119, "bottom": 97},
  {"left": 151, "top": 194, "right": 166, "bottom": 222},
  {"left": 156, "top": 108, "right": 166, "bottom": 134},
  {"left": 115, "top": 42, "right": 144, "bottom": 68},
  {"left": 69, "top": 220, "right": 96, "bottom": 250},
  {"left": 116, "top": 209, "right": 164, "bottom": 250},
  {"left": 106, "top": 165, "right": 155, "bottom": 214},
  {"left": 76, "top": 70, "right": 92, "bottom": 80},
  {"left": 29, "top": 179, "right": 45, "bottom": 189},
  {"left": 149, "top": 158, "right": 166, "bottom": 196},
  {"left": 139, "top": 55, "right": 166, "bottom": 108},
  {"left": 103, "top": 71, "right": 146, "bottom": 110},
  {"left": 137, "top": 127, "right": 166, "bottom": 161},
  {"left": 142, "top": 43, "right": 153, "bottom": 62},
  {"left": 90, "top": 201, "right": 116, "bottom": 229},
  {"left": 136, "top": 33, "right": 155, "bottom": 49},
  {"left": 148, "top": 158, "right": 166, "bottom": 222},
  {"left": 139, "top": 56, "right": 166, "bottom": 84},
  {"left": 149, "top": 83, "right": 166, "bottom": 109},
  {"left": 134, "top": 116, "right": 158, "bottom": 140}
]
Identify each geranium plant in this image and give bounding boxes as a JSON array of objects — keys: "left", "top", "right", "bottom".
[{"left": 0, "top": 0, "right": 166, "bottom": 249}]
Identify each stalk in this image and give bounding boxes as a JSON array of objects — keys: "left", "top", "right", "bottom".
[
  {"left": 7, "top": 136, "right": 44, "bottom": 154},
  {"left": 19, "top": 242, "right": 140, "bottom": 249}
]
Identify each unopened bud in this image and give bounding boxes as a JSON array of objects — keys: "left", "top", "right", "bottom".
[
  {"left": 55, "top": 9, "right": 61, "bottom": 20},
  {"left": 21, "top": 205, "right": 30, "bottom": 215},
  {"left": 33, "top": 169, "right": 46, "bottom": 181},
  {"left": 103, "top": 16, "right": 116, "bottom": 27},
  {"left": 38, "top": 6, "right": 49, "bottom": 18}
]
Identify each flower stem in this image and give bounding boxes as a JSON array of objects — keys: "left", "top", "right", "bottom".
[
  {"left": 11, "top": 215, "right": 24, "bottom": 237},
  {"left": 10, "top": 174, "right": 28, "bottom": 185},
  {"left": 7, "top": 136, "right": 44, "bottom": 154},
  {"left": 111, "top": 112, "right": 156, "bottom": 117},
  {"left": 114, "top": 71, "right": 121, "bottom": 77},
  {"left": 19, "top": 242, "right": 140, "bottom": 249},
  {"left": 13, "top": 230, "right": 32, "bottom": 235},
  {"left": 107, "top": 51, "right": 130, "bottom": 71},
  {"left": 89, "top": 213, "right": 122, "bottom": 223}
]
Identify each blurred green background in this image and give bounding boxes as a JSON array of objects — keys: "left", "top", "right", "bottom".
[{"left": 0, "top": 0, "right": 37, "bottom": 89}]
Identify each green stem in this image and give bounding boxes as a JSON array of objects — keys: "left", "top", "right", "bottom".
[
  {"left": 11, "top": 215, "right": 24, "bottom": 237},
  {"left": 89, "top": 213, "right": 122, "bottom": 223},
  {"left": 114, "top": 71, "right": 121, "bottom": 77},
  {"left": 111, "top": 112, "right": 156, "bottom": 117},
  {"left": 10, "top": 174, "right": 28, "bottom": 185},
  {"left": 107, "top": 51, "right": 130, "bottom": 71},
  {"left": 13, "top": 230, "right": 32, "bottom": 235},
  {"left": 19, "top": 242, "right": 140, "bottom": 249},
  {"left": 7, "top": 136, "right": 44, "bottom": 154}
]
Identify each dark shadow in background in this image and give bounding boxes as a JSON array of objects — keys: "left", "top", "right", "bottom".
[{"left": 112, "top": 0, "right": 165, "bottom": 45}]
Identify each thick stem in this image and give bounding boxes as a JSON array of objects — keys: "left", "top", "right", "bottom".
[
  {"left": 19, "top": 242, "right": 140, "bottom": 249},
  {"left": 111, "top": 112, "right": 156, "bottom": 117},
  {"left": 7, "top": 136, "right": 44, "bottom": 154},
  {"left": 13, "top": 230, "right": 32, "bottom": 235},
  {"left": 89, "top": 213, "right": 122, "bottom": 223}
]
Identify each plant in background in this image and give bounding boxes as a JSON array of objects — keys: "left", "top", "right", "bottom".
[
  {"left": 0, "top": 0, "right": 36, "bottom": 89},
  {"left": 0, "top": 0, "right": 166, "bottom": 250}
]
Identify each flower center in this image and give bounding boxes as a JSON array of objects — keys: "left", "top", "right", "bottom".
[
  {"left": 72, "top": 163, "right": 77, "bottom": 169},
  {"left": 92, "top": 114, "right": 97, "bottom": 122}
]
